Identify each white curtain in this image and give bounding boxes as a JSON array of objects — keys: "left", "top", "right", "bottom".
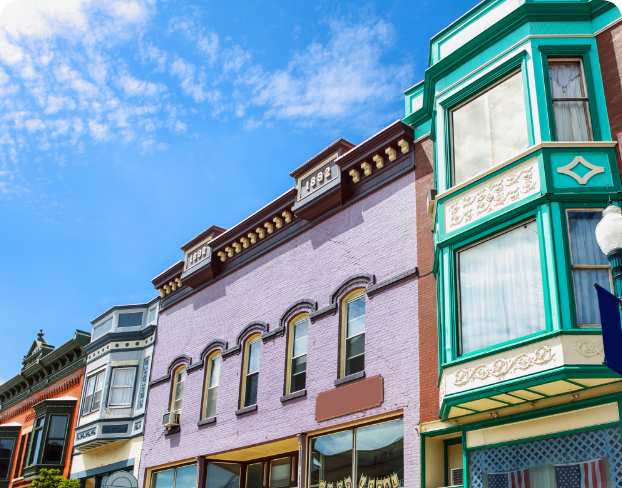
[
  {"left": 549, "top": 63, "right": 590, "bottom": 141},
  {"left": 459, "top": 221, "right": 546, "bottom": 354},
  {"left": 110, "top": 369, "right": 134, "bottom": 405},
  {"left": 452, "top": 72, "right": 529, "bottom": 185}
]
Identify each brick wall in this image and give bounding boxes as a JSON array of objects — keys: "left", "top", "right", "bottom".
[
  {"left": 414, "top": 137, "right": 440, "bottom": 424},
  {"left": 597, "top": 20, "right": 622, "bottom": 170},
  {"left": 1, "top": 369, "right": 85, "bottom": 487},
  {"left": 140, "top": 172, "right": 420, "bottom": 487}
]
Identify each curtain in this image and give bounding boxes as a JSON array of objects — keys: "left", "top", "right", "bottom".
[
  {"left": 110, "top": 369, "right": 134, "bottom": 405},
  {"left": 459, "top": 221, "right": 546, "bottom": 354},
  {"left": 549, "top": 63, "right": 590, "bottom": 141}
]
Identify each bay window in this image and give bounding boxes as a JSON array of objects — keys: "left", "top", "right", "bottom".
[
  {"left": 92, "top": 317, "right": 112, "bottom": 341},
  {"left": 310, "top": 418, "right": 404, "bottom": 488},
  {"left": 458, "top": 221, "right": 546, "bottom": 354},
  {"left": 42, "top": 416, "right": 68, "bottom": 463},
  {"left": 548, "top": 59, "right": 592, "bottom": 141},
  {"left": 82, "top": 370, "right": 105, "bottom": 415},
  {"left": 109, "top": 368, "right": 136, "bottom": 407},
  {"left": 0, "top": 439, "right": 14, "bottom": 481},
  {"left": 568, "top": 210, "right": 612, "bottom": 327},
  {"left": 451, "top": 71, "right": 529, "bottom": 186}
]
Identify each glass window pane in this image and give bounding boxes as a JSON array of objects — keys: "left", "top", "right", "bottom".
[
  {"left": 291, "top": 371, "right": 306, "bottom": 394},
  {"left": 206, "top": 387, "right": 218, "bottom": 418},
  {"left": 152, "top": 469, "right": 176, "bottom": 488},
  {"left": 245, "top": 372, "right": 259, "bottom": 407},
  {"left": 291, "top": 354, "right": 307, "bottom": 393},
  {"left": 270, "top": 458, "right": 291, "bottom": 488},
  {"left": 549, "top": 62, "right": 584, "bottom": 98},
  {"left": 348, "top": 298, "right": 365, "bottom": 321},
  {"left": 148, "top": 308, "right": 157, "bottom": 323},
  {"left": 346, "top": 354, "right": 365, "bottom": 377},
  {"left": 347, "top": 317, "right": 365, "bottom": 339},
  {"left": 568, "top": 212, "right": 608, "bottom": 265},
  {"left": 110, "top": 387, "right": 132, "bottom": 406},
  {"left": 118, "top": 312, "right": 143, "bottom": 327},
  {"left": 48, "top": 416, "right": 68, "bottom": 439},
  {"left": 177, "top": 369, "right": 187, "bottom": 383},
  {"left": 29, "top": 429, "right": 43, "bottom": 465},
  {"left": 43, "top": 439, "right": 64, "bottom": 463},
  {"left": 247, "top": 341, "right": 261, "bottom": 374},
  {"left": 293, "top": 320, "right": 308, "bottom": 341},
  {"left": 175, "top": 465, "right": 197, "bottom": 488},
  {"left": 113, "top": 369, "right": 134, "bottom": 387},
  {"left": 573, "top": 268, "right": 610, "bottom": 326},
  {"left": 293, "top": 336, "right": 308, "bottom": 358},
  {"left": 552, "top": 101, "right": 590, "bottom": 141},
  {"left": 247, "top": 463, "right": 264, "bottom": 488},
  {"left": 355, "top": 419, "right": 404, "bottom": 488},
  {"left": 209, "top": 356, "right": 221, "bottom": 388},
  {"left": 206, "top": 463, "right": 240, "bottom": 488},
  {"left": 346, "top": 335, "right": 365, "bottom": 361},
  {"left": 35, "top": 418, "right": 44, "bottom": 428},
  {"left": 459, "top": 222, "right": 546, "bottom": 354},
  {"left": 310, "top": 431, "right": 353, "bottom": 488},
  {"left": 0, "top": 439, "right": 13, "bottom": 479},
  {"left": 92, "top": 317, "right": 113, "bottom": 340}
]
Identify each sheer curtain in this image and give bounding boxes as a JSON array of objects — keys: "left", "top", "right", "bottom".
[
  {"left": 459, "top": 221, "right": 546, "bottom": 354},
  {"left": 110, "top": 368, "right": 134, "bottom": 405},
  {"left": 549, "top": 63, "right": 590, "bottom": 141},
  {"left": 568, "top": 212, "right": 610, "bottom": 325}
]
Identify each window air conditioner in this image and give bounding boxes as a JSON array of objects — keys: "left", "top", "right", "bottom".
[
  {"left": 451, "top": 468, "right": 464, "bottom": 487},
  {"left": 161, "top": 412, "right": 180, "bottom": 428}
]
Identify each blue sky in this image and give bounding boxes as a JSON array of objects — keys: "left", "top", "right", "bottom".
[{"left": 0, "top": 0, "right": 479, "bottom": 381}]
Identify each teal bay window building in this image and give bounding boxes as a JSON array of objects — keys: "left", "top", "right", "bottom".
[{"left": 404, "top": 1, "right": 622, "bottom": 487}]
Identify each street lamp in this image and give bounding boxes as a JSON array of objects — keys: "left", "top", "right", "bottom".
[{"left": 595, "top": 203, "right": 622, "bottom": 297}]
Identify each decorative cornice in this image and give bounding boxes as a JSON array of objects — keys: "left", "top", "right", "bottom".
[
  {"left": 452, "top": 346, "right": 555, "bottom": 386},
  {"left": 574, "top": 340, "right": 604, "bottom": 358},
  {"left": 329, "top": 273, "right": 376, "bottom": 304},
  {"left": 366, "top": 268, "right": 418, "bottom": 297}
]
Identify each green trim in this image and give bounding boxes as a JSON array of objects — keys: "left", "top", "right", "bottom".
[
  {"left": 462, "top": 430, "right": 469, "bottom": 488},
  {"left": 420, "top": 433, "right": 426, "bottom": 488}
]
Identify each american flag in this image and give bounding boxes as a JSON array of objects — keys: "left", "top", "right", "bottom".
[
  {"left": 555, "top": 460, "right": 605, "bottom": 488},
  {"left": 488, "top": 469, "right": 530, "bottom": 488}
]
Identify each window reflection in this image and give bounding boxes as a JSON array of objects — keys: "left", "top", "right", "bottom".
[
  {"left": 206, "top": 462, "right": 241, "bottom": 488},
  {"left": 355, "top": 420, "right": 404, "bottom": 487},
  {"left": 270, "top": 458, "right": 291, "bottom": 488},
  {"left": 311, "top": 431, "right": 353, "bottom": 488}
]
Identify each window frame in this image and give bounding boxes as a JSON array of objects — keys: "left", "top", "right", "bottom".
[
  {"left": 150, "top": 462, "right": 198, "bottom": 488},
  {"left": 201, "top": 453, "right": 298, "bottom": 488},
  {"left": 25, "top": 406, "right": 73, "bottom": 472},
  {"left": 81, "top": 369, "right": 106, "bottom": 416},
  {"left": 202, "top": 352, "right": 222, "bottom": 419},
  {"left": 565, "top": 207, "right": 613, "bottom": 329},
  {"left": 240, "top": 333, "right": 262, "bottom": 409},
  {"left": 285, "top": 313, "right": 309, "bottom": 395},
  {"left": 0, "top": 435, "right": 17, "bottom": 482},
  {"left": 92, "top": 316, "right": 113, "bottom": 341},
  {"left": 340, "top": 290, "right": 366, "bottom": 379},
  {"left": 107, "top": 367, "right": 137, "bottom": 408},
  {"left": 538, "top": 45, "right": 601, "bottom": 142},
  {"left": 170, "top": 366, "right": 187, "bottom": 414},
  {"left": 455, "top": 217, "right": 549, "bottom": 357},
  {"left": 42, "top": 415, "right": 70, "bottom": 464}
]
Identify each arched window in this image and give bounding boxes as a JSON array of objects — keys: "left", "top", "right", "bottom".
[
  {"left": 171, "top": 366, "right": 186, "bottom": 414},
  {"left": 285, "top": 313, "right": 308, "bottom": 395},
  {"left": 341, "top": 290, "right": 366, "bottom": 378},
  {"left": 240, "top": 333, "right": 261, "bottom": 408},
  {"left": 203, "top": 352, "right": 222, "bottom": 419}
]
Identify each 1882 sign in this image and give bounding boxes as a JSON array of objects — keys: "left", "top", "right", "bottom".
[{"left": 297, "top": 154, "right": 340, "bottom": 201}]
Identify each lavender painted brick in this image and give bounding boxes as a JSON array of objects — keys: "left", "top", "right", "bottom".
[{"left": 140, "top": 173, "right": 420, "bottom": 487}]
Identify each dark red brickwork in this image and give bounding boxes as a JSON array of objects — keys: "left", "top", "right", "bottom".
[
  {"left": 597, "top": 20, "right": 622, "bottom": 170},
  {"left": 415, "top": 137, "right": 440, "bottom": 423}
]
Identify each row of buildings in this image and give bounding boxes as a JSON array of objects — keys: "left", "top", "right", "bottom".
[{"left": 2, "top": 0, "right": 622, "bottom": 488}]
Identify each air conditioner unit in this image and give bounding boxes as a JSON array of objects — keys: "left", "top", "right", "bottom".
[
  {"left": 451, "top": 468, "right": 464, "bottom": 487},
  {"left": 161, "top": 412, "right": 180, "bottom": 429}
]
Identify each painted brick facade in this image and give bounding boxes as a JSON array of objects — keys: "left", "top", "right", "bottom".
[
  {"left": 0, "top": 369, "right": 85, "bottom": 487},
  {"left": 140, "top": 171, "right": 420, "bottom": 487},
  {"left": 414, "top": 137, "right": 439, "bottom": 425},
  {"left": 597, "top": 20, "right": 622, "bottom": 170}
]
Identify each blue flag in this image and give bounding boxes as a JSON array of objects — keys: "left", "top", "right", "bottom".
[{"left": 594, "top": 283, "right": 622, "bottom": 376}]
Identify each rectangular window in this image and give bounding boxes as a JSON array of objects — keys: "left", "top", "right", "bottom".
[
  {"left": 345, "top": 296, "right": 365, "bottom": 377},
  {"left": 568, "top": 211, "right": 611, "bottom": 327},
  {"left": 246, "top": 463, "right": 264, "bottom": 488},
  {"left": 173, "top": 368, "right": 186, "bottom": 413},
  {"left": 206, "top": 463, "right": 241, "bottom": 488},
  {"left": 548, "top": 59, "right": 592, "bottom": 141},
  {"left": 0, "top": 438, "right": 14, "bottom": 480},
  {"left": 244, "top": 339, "right": 261, "bottom": 408},
  {"left": 109, "top": 368, "right": 135, "bottom": 407},
  {"left": 14, "top": 433, "right": 27, "bottom": 479},
  {"left": 452, "top": 71, "right": 529, "bottom": 186},
  {"left": 118, "top": 312, "right": 143, "bottom": 328},
  {"left": 148, "top": 307, "right": 157, "bottom": 324},
  {"left": 82, "top": 371, "right": 105, "bottom": 415},
  {"left": 29, "top": 417, "right": 44, "bottom": 466},
  {"left": 310, "top": 418, "right": 404, "bottom": 488},
  {"left": 92, "top": 317, "right": 113, "bottom": 341},
  {"left": 290, "top": 318, "right": 308, "bottom": 393},
  {"left": 43, "top": 415, "right": 68, "bottom": 463},
  {"left": 152, "top": 465, "right": 197, "bottom": 488},
  {"left": 270, "top": 458, "right": 292, "bottom": 488},
  {"left": 205, "top": 355, "right": 221, "bottom": 418},
  {"left": 458, "top": 221, "right": 546, "bottom": 354}
]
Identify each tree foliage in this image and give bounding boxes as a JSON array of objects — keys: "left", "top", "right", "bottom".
[{"left": 30, "top": 469, "right": 80, "bottom": 488}]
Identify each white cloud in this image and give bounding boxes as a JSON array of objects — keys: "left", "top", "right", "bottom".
[{"left": 170, "top": 57, "right": 213, "bottom": 103}]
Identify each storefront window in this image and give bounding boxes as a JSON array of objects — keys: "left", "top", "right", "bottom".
[
  {"left": 310, "top": 419, "right": 404, "bottom": 488},
  {"left": 206, "top": 462, "right": 241, "bottom": 488},
  {"left": 270, "top": 458, "right": 292, "bottom": 488},
  {"left": 152, "top": 465, "right": 197, "bottom": 488},
  {"left": 469, "top": 427, "right": 621, "bottom": 488},
  {"left": 246, "top": 463, "right": 264, "bottom": 488}
]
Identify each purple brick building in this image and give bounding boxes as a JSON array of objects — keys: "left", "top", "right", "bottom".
[{"left": 140, "top": 122, "right": 420, "bottom": 488}]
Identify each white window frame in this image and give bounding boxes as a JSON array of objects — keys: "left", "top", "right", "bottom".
[
  {"left": 82, "top": 370, "right": 105, "bottom": 416},
  {"left": 108, "top": 367, "right": 136, "bottom": 407}
]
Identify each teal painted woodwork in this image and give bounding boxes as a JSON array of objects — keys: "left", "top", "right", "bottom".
[{"left": 550, "top": 152, "right": 611, "bottom": 188}]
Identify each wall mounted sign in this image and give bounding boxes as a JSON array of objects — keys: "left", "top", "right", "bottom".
[
  {"left": 315, "top": 375, "right": 383, "bottom": 421},
  {"left": 296, "top": 154, "right": 340, "bottom": 202},
  {"left": 184, "top": 237, "right": 212, "bottom": 271}
]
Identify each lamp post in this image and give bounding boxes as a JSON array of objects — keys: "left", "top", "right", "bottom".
[{"left": 595, "top": 203, "right": 622, "bottom": 297}]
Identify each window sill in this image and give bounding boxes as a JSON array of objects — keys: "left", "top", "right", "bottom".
[
  {"left": 164, "top": 426, "right": 180, "bottom": 436},
  {"left": 197, "top": 417, "right": 216, "bottom": 426},
  {"left": 235, "top": 405, "right": 257, "bottom": 416},
  {"left": 334, "top": 371, "right": 365, "bottom": 387},
  {"left": 280, "top": 390, "right": 306, "bottom": 403}
]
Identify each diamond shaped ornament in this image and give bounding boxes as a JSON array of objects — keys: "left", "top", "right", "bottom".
[{"left": 557, "top": 156, "right": 605, "bottom": 185}]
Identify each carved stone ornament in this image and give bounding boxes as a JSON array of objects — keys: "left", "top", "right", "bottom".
[
  {"left": 453, "top": 346, "right": 555, "bottom": 386},
  {"left": 574, "top": 340, "right": 604, "bottom": 358},
  {"left": 446, "top": 160, "right": 540, "bottom": 233},
  {"left": 557, "top": 156, "right": 605, "bottom": 185}
]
